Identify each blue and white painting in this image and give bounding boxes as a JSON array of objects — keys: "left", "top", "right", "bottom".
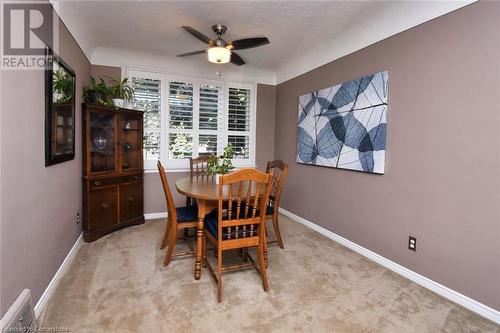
[{"left": 297, "top": 71, "right": 388, "bottom": 174}]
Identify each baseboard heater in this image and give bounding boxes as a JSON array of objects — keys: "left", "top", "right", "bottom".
[{"left": 0, "top": 289, "right": 38, "bottom": 331}]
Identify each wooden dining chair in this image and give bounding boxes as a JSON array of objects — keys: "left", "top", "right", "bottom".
[
  {"left": 186, "top": 156, "right": 212, "bottom": 206},
  {"left": 202, "top": 168, "right": 272, "bottom": 302},
  {"left": 265, "top": 159, "right": 289, "bottom": 249},
  {"left": 158, "top": 161, "right": 198, "bottom": 266}
]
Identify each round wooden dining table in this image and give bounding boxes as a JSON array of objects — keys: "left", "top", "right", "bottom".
[{"left": 175, "top": 176, "right": 222, "bottom": 280}]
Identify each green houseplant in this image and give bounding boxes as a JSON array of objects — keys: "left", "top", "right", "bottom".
[
  {"left": 82, "top": 76, "right": 113, "bottom": 105},
  {"left": 109, "top": 77, "right": 134, "bottom": 108},
  {"left": 207, "top": 145, "right": 235, "bottom": 183}
]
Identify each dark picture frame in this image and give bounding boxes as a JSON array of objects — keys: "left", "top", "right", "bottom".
[{"left": 45, "top": 47, "right": 76, "bottom": 166}]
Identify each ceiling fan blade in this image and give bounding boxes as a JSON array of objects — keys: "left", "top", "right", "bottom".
[
  {"left": 231, "top": 52, "right": 245, "bottom": 66},
  {"left": 177, "top": 50, "right": 206, "bottom": 57},
  {"left": 230, "top": 37, "right": 270, "bottom": 50},
  {"left": 181, "top": 26, "right": 213, "bottom": 45}
]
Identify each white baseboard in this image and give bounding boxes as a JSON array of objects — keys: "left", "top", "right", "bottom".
[
  {"left": 144, "top": 212, "right": 167, "bottom": 220},
  {"left": 279, "top": 208, "right": 500, "bottom": 324},
  {"left": 34, "top": 233, "right": 83, "bottom": 318}
]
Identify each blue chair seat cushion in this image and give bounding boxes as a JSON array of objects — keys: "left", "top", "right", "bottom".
[
  {"left": 204, "top": 210, "right": 258, "bottom": 240},
  {"left": 176, "top": 205, "right": 198, "bottom": 222}
]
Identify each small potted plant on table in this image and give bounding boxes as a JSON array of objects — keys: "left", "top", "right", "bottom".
[{"left": 207, "top": 145, "right": 234, "bottom": 184}]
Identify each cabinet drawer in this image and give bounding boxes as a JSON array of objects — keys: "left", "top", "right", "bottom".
[
  {"left": 88, "top": 178, "right": 119, "bottom": 189},
  {"left": 88, "top": 186, "right": 118, "bottom": 231},
  {"left": 119, "top": 182, "right": 143, "bottom": 222},
  {"left": 121, "top": 174, "right": 143, "bottom": 184},
  {"left": 88, "top": 174, "right": 142, "bottom": 189}
]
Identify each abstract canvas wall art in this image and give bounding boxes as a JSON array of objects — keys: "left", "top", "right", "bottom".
[{"left": 297, "top": 71, "right": 388, "bottom": 174}]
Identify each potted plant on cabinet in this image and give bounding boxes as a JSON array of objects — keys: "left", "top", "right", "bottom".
[
  {"left": 82, "top": 77, "right": 112, "bottom": 105},
  {"left": 207, "top": 145, "right": 234, "bottom": 184},
  {"left": 109, "top": 77, "right": 134, "bottom": 108}
]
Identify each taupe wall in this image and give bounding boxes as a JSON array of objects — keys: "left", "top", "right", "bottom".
[
  {"left": 255, "top": 84, "right": 276, "bottom": 171},
  {"left": 274, "top": 1, "right": 500, "bottom": 311},
  {"left": 144, "top": 171, "right": 188, "bottom": 213},
  {"left": 90, "top": 64, "right": 121, "bottom": 84},
  {"left": 0, "top": 11, "right": 90, "bottom": 315}
]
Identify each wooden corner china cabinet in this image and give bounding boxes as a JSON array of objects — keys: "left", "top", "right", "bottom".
[{"left": 82, "top": 104, "right": 144, "bottom": 242}]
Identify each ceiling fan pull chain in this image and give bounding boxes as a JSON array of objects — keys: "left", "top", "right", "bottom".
[{"left": 216, "top": 63, "right": 222, "bottom": 77}]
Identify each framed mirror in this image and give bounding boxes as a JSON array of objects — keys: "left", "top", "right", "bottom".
[{"left": 45, "top": 48, "right": 76, "bottom": 166}]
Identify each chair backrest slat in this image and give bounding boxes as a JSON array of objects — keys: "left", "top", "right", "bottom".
[
  {"left": 244, "top": 180, "right": 252, "bottom": 218},
  {"left": 189, "top": 156, "right": 212, "bottom": 179},
  {"left": 236, "top": 183, "right": 243, "bottom": 220},
  {"left": 218, "top": 169, "right": 271, "bottom": 241},
  {"left": 251, "top": 183, "right": 260, "bottom": 219},
  {"left": 228, "top": 184, "right": 233, "bottom": 221}
]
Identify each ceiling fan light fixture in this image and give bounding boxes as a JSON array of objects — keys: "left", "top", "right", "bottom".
[{"left": 208, "top": 47, "right": 231, "bottom": 64}]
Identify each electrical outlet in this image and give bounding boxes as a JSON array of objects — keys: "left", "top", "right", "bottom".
[
  {"left": 408, "top": 236, "right": 416, "bottom": 252},
  {"left": 76, "top": 213, "right": 80, "bottom": 224}
]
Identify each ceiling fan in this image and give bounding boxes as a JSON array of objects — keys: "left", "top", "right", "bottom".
[{"left": 177, "top": 24, "right": 270, "bottom": 66}]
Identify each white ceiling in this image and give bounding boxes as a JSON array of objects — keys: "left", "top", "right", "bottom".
[{"left": 52, "top": 0, "right": 474, "bottom": 84}]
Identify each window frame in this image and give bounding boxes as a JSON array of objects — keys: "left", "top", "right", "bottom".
[
  {"left": 127, "top": 68, "right": 256, "bottom": 171},
  {"left": 226, "top": 83, "right": 255, "bottom": 162},
  {"left": 128, "top": 69, "right": 166, "bottom": 170}
]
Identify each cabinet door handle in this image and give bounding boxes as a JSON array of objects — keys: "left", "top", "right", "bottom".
[
  {"left": 128, "top": 196, "right": 134, "bottom": 202},
  {"left": 101, "top": 202, "right": 109, "bottom": 208},
  {"left": 94, "top": 181, "right": 101, "bottom": 186}
]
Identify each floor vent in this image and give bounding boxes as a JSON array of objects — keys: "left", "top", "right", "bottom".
[{"left": 0, "top": 289, "right": 38, "bottom": 331}]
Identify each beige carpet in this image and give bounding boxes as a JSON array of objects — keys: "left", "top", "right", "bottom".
[{"left": 40, "top": 215, "right": 499, "bottom": 333}]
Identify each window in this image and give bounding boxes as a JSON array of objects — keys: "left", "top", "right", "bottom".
[
  {"left": 128, "top": 69, "right": 255, "bottom": 170},
  {"left": 198, "top": 84, "right": 223, "bottom": 157},
  {"left": 130, "top": 72, "right": 164, "bottom": 169},
  {"left": 168, "top": 81, "right": 194, "bottom": 161},
  {"left": 228, "top": 88, "right": 251, "bottom": 159}
]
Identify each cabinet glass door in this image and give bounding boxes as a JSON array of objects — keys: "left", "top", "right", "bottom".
[
  {"left": 120, "top": 113, "right": 142, "bottom": 172},
  {"left": 90, "top": 111, "right": 116, "bottom": 173}
]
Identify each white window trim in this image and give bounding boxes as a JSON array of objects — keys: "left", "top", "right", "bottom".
[
  {"left": 127, "top": 69, "right": 166, "bottom": 170},
  {"left": 227, "top": 81, "right": 257, "bottom": 168},
  {"left": 127, "top": 67, "right": 257, "bottom": 171}
]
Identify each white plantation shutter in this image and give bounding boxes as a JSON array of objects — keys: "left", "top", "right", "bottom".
[
  {"left": 199, "top": 85, "right": 222, "bottom": 130},
  {"left": 228, "top": 135, "right": 249, "bottom": 159},
  {"left": 168, "top": 81, "right": 194, "bottom": 160},
  {"left": 169, "top": 81, "right": 194, "bottom": 129},
  {"left": 228, "top": 88, "right": 250, "bottom": 131},
  {"left": 228, "top": 87, "right": 251, "bottom": 160},
  {"left": 168, "top": 132, "right": 193, "bottom": 159},
  {"left": 199, "top": 84, "right": 223, "bottom": 157},
  {"left": 129, "top": 69, "right": 255, "bottom": 169},
  {"left": 198, "top": 134, "right": 218, "bottom": 157},
  {"left": 131, "top": 76, "right": 161, "bottom": 165}
]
